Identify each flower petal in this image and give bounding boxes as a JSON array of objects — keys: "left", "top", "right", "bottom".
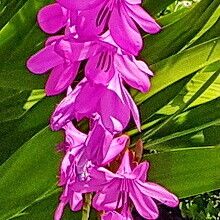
[
  {"left": 102, "top": 135, "right": 129, "bottom": 165},
  {"left": 86, "top": 116, "right": 113, "bottom": 165},
  {"left": 45, "top": 35, "right": 64, "bottom": 46},
  {"left": 100, "top": 89, "right": 130, "bottom": 133},
  {"left": 126, "top": 0, "right": 141, "bottom": 4},
  {"left": 129, "top": 182, "right": 159, "bottom": 219},
  {"left": 70, "top": 192, "right": 83, "bottom": 211},
  {"left": 132, "top": 162, "right": 149, "bottom": 182},
  {"left": 126, "top": 4, "right": 161, "bottom": 34},
  {"left": 69, "top": 166, "right": 111, "bottom": 193},
  {"left": 135, "top": 180, "right": 179, "bottom": 207},
  {"left": 109, "top": 4, "right": 142, "bottom": 55},
  {"left": 75, "top": 3, "right": 107, "bottom": 41},
  {"left": 85, "top": 51, "right": 115, "bottom": 85},
  {"left": 74, "top": 82, "right": 104, "bottom": 121},
  {"left": 63, "top": 122, "right": 87, "bottom": 148},
  {"left": 117, "top": 150, "right": 132, "bottom": 175},
  {"left": 133, "top": 58, "right": 153, "bottom": 76},
  {"left": 37, "top": 3, "right": 67, "bottom": 34},
  {"left": 57, "top": 0, "right": 104, "bottom": 10},
  {"left": 115, "top": 55, "right": 151, "bottom": 93},
  {"left": 93, "top": 180, "right": 122, "bottom": 211},
  {"left": 50, "top": 79, "right": 86, "bottom": 130},
  {"left": 45, "top": 62, "right": 80, "bottom": 96},
  {"left": 54, "top": 201, "right": 67, "bottom": 220},
  {"left": 122, "top": 86, "right": 141, "bottom": 131},
  {"left": 102, "top": 211, "right": 124, "bottom": 220},
  {"left": 27, "top": 45, "right": 63, "bottom": 74},
  {"left": 55, "top": 39, "right": 100, "bottom": 62}
]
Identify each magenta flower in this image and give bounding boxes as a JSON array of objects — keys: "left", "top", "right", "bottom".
[
  {"left": 57, "top": 0, "right": 161, "bottom": 55},
  {"left": 26, "top": 0, "right": 177, "bottom": 219},
  {"left": 37, "top": 3, "right": 80, "bottom": 38},
  {"left": 59, "top": 117, "right": 129, "bottom": 182},
  {"left": 26, "top": 36, "right": 79, "bottom": 96},
  {"left": 55, "top": 119, "right": 129, "bottom": 220},
  {"left": 54, "top": 122, "right": 86, "bottom": 220},
  {"left": 27, "top": 32, "right": 152, "bottom": 95},
  {"left": 37, "top": 3, "right": 69, "bottom": 34},
  {"left": 26, "top": 35, "right": 115, "bottom": 95},
  {"left": 102, "top": 209, "right": 133, "bottom": 220},
  {"left": 102, "top": 33, "right": 153, "bottom": 92},
  {"left": 50, "top": 74, "right": 140, "bottom": 132},
  {"left": 86, "top": 114, "right": 129, "bottom": 166},
  {"left": 87, "top": 151, "right": 179, "bottom": 219}
]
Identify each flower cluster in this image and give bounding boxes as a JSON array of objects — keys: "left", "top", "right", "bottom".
[{"left": 27, "top": 1, "right": 179, "bottom": 219}]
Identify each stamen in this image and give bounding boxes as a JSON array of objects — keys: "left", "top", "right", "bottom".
[
  {"left": 96, "top": 6, "right": 110, "bottom": 27},
  {"left": 96, "top": 52, "right": 104, "bottom": 69},
  {"left": 96, "top": 5, "right": 106, "bottom": 27},
  {"left": 101, "top": 52, "right": 108, "bottom": 70},
  {"left": 104, "top": 53, "right": 112, "bottom": 72},
  {"left": 98, "top": 7, "right": 109, "bottom": 26}
]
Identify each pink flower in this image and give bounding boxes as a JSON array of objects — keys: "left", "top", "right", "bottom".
[
  {"left": 60, "top": 117, "right": 129, "bottom": 182},
  {"left": 87, "top": 151, "right": 179, "bottom": 219},
  {"left": 50, "top": 74, "right": 140, "bottom": 132},
  {"left": 86, "top": 114, "right": 129, "bottom": 166},
  {"left": 26, "top": 35, "right": 115, "bottom": 95},
  {"left": 27, "top": 32, "right": 152, "bottom": 95},
  {"left": 101, "top": 33, "right": 153, "bottom": 92},
  {"left": 27, "top": 36, "right": 79, "bottom": 96},
  {"left": 102, "top": 207, "right": 133, "bottom": 220},
  {"left": 37, "top": 3, "right": 69, "bottom": 34},
  {"left": 57, "top": 0, "right": 161, "bottom": 55},
  {"left": 55, "top": 119, "right": 129, "bottom": 220}
]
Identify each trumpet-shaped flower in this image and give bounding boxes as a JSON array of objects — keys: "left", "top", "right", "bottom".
[
  {"left": 80, "top": 151, "right": 179, "bottom": 219},
  {"left": 50, "top": 74, "right": 140, "bottom": 132},
  {"left": 86, "top": 114, "right": 129, "bottom": 166},
  {"left": 57, "top": 0, "right": 161, "bottom": 55},
  {"left": 27, "top": 36, "right": 79, "bottom": 96},
  {"left": 26, "top": 35, "right": 115, "bottom": 95},
  {"left": 55, "top": 119, "right": 129, "bottom": 220},
  {"left": 27, "top": 32, "right": 153, "bottom": 95}
]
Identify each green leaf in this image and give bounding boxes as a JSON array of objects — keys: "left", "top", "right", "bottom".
[
  {"left": 138, "top": 74, "right": 193, "bottom": 123},
  {"left": 156, "top": 64, "right": 220, "bottom": 116},
  {"left": 191, "top": 17, "right": 220, "bottom": 47},
  {"left": 142, "top": 0, "right": 220, "bottom": 64},
  {"left": 131, "top": 67, "right": 220, "bottom": 149},
  {"left": 146, "top": 67, "right": 220, "bottom": 135},
  {"left": 0, "top": 89, "right": 30, "bottom": 122},
  {"left": 0, "top": 95, "right": 61, "bottom": 165},
  {"left": 158, "top": 8, "right": 189, "bottom": 27},
  {"left": 0, "top": 0, "right": 52, "bottom": 90},
  {"left": 188, "top": 6, "right": 220, "bottom": 48},
  {"left": 0, "top": 127, "right": 62, "bottom": 220},
  {"left": 0, "top": 0, "right": 28, "bottom": 29},
  {"left": 203, "top": 125, "right": 220, "bottom": 146},
  {"left": 142, "top": 0, "right": 176, "bottom": 15},
  {"left": 143, "top": 97, "right": 220, "bottom": 149},
  {"left": 13, "top": 192, "right": 83, "bottom": 220},
  {"left": 135, "top": 37, "right": 220, "bottom": 104},
  {"left": 145, "top": 146, "right": 220, "bottom": 198}
]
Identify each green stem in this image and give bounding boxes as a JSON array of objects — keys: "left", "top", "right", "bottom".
[{"left": 82, "top": 193, "right": 92, "bottom": 220}]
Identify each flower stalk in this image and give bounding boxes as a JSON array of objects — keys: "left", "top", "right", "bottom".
[{"left": 82, "top": 193, "right": 92, "bottom": 220}]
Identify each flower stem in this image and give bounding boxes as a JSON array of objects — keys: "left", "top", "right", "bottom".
[{"left": 82, "top": 193, "right": 92, "bottom": 220}]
